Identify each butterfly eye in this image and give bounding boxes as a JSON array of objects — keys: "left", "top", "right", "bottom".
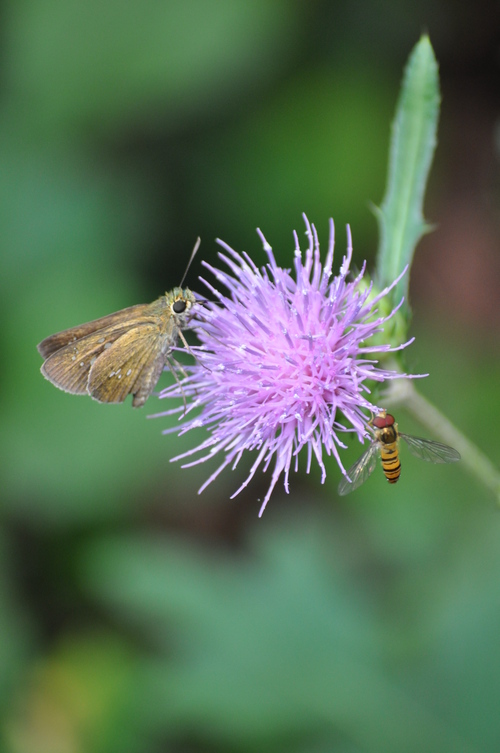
[{"left": 172, "top": 299, "right": 187, "bottom": 314}]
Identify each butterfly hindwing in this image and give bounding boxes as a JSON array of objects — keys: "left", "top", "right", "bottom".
[
  {"left": 87, "top": 324, "right": 169, "bottom": 405},
  {"left": 40, "top": 320, "right": 146, "bottom": 395}
]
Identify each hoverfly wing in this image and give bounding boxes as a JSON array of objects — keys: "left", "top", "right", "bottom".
[
  {"left": 37, "top": 304, "right": 152, "bottom": 358},
  {"left": 338, "top": 443, "right": 380, "bottom": 496},
  {"left": 40, "top": 320, "right": 141, "bottom": 395},
  {"left": 399, "top": 434, "right": 461, "bottom": 463},
  {"left": 87, "top": 323, "right": 167, "bottom": 406}
]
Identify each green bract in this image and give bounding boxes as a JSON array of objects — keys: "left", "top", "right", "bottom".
[{"left": 374, "top": 35, "right": 440, "bottom": 324}]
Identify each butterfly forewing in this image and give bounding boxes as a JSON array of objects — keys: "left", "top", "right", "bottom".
[
  {"left": 338, "top": 443, "right": 380, "bottom": 496},
  {"left": 399, "top": 434, "right": 461, "bottom": 463},
  {"left": 37, "top": 304, "right": 152, "bottom": 359}
]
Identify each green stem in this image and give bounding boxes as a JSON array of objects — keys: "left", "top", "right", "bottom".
[{"left": 385, "top": 378, "right": 500, "bottom": 504}]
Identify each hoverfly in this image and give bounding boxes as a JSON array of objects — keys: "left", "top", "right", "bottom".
[
  {"left": 338, "top": 411, "right": 461, "bottom": 495},
  {"left": 37, "top": 238, "right": 200, "bottom": 408}
]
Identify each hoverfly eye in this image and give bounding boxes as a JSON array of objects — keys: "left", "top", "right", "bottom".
[
  {"left": 172, "top": 300, "right": 187, "bottom": 314},
  {"left": 373, "top": 412, "right": 395, "bottom": 429}
]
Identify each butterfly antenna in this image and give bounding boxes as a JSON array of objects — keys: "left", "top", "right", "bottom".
[{"left": 179, "top": 237, "right": 201, "bottom": 288}]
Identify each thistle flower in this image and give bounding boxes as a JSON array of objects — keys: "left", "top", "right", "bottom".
[{"left": 158, "top": 216, "right": 421, "bottom": 516}]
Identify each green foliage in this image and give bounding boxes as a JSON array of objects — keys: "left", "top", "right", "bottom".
[
  {"left": 79, "top": 509, "right": 500, "bottom": 753},
  {"left": 7, "top": 0, "right": 299, "bottom": 139}
]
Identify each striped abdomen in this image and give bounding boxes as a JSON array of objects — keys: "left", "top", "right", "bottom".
[{"left": 380, "top": 439, "right": 401, "bottom": 484}]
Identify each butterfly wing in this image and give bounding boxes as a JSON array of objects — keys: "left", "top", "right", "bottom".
[
  {"left": 338, "top": 443, "right": 380, "bottom": 496},
  {"left": 87, "top": 324, "right": 171, "bottom": 406},
  {"left": 399, "top": 434, "right": 461, "bottom": 463},
  {"left": 37, "top": 304, "right": 151, "bottom": 358},
  {"left": 40, "top": 320, "right": 143, "bottom": 395}
]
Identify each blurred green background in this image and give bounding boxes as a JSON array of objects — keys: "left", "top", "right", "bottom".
[{"left": 1, "top": 2, "right": 499, "bottom": 752}]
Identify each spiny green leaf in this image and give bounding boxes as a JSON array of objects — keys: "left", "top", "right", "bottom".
[{"left": 375, "top": 35, "right": 440, "bottom": 319}]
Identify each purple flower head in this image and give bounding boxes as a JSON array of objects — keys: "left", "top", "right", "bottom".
[{"left": 159, "top": 216, "right": 420, "bottom": 516}]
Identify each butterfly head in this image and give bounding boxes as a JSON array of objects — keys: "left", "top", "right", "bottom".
[{"left": 167, "top": 287, "right": 196, "bottom": 323}]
